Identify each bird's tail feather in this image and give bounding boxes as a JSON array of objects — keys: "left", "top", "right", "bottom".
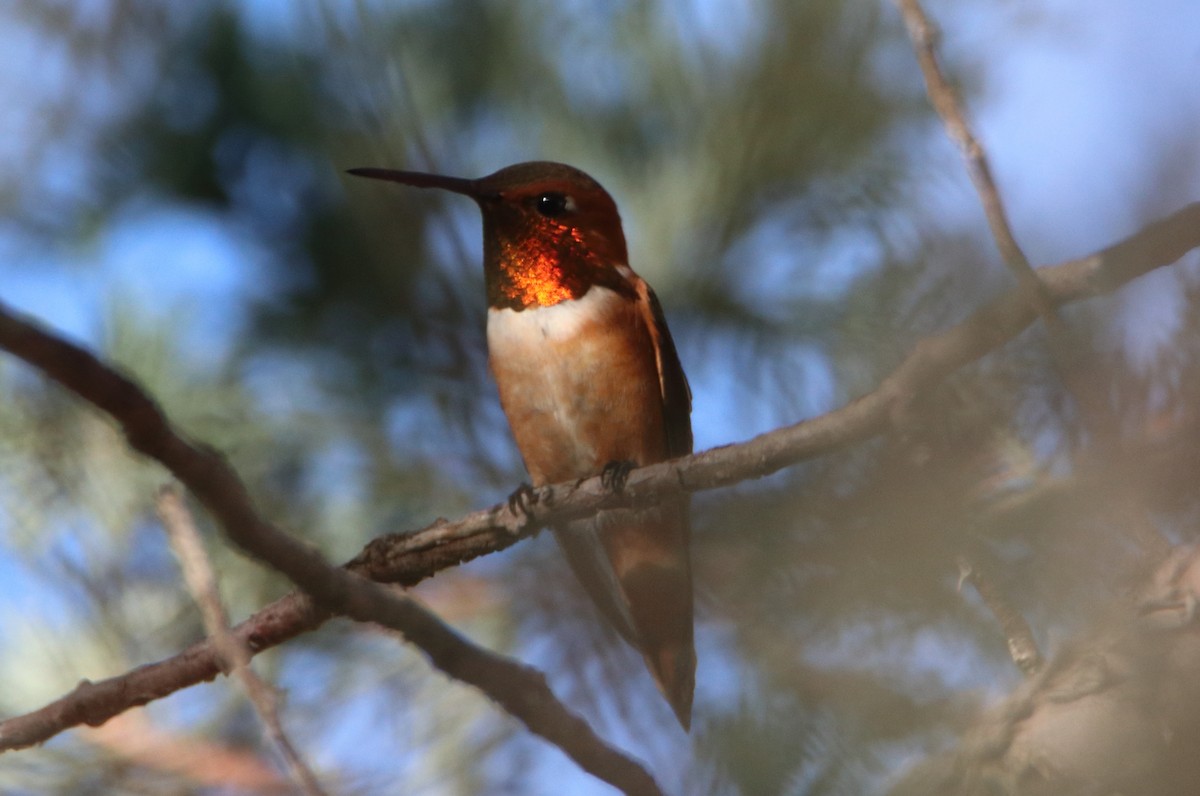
[{"left": 554, "top": 501, "right": 695, "bottom": 730}]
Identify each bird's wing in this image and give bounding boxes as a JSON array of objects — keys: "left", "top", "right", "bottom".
[{"left": 635, "top": 278, "right": 693, "bottom": 458}]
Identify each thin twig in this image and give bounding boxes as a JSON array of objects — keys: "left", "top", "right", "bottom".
[
  {"left": 957, "top": 555, "right": 1043, "bottom": 675},
  {"left": 157, "top": 485, "right": 330, "bottom": 796},
  {"left": 0, "top": 201, "right": 1197, "bottom": 762},
  {"left": 893, "top": 0, "right": 1054, "bottom": 325}
]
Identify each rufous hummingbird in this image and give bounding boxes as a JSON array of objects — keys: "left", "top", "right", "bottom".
[{"left": 349, "top": 161, "right": 695, "bottom": 729}]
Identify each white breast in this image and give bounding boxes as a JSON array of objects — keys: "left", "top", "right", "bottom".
[{"left": 487, "top": 286, "right": 621, "bottom": 351}]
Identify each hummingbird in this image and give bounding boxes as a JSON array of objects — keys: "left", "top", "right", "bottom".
[{"left": 348, "top": 161, "right": 695, "bottom": 729}]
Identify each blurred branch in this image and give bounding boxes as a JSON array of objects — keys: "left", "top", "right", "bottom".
[
  {"left": 895, "top": 0, "right": 1170, "bottom": 559},
  {"left": 0, "top": 307, "right": 664, "bottom": 796},
  {"left": 0, "top": 200, "right": 1196, "bottom": 761},
  {"left": 887, "top": 11, "right": 1191, "bottom": 785},
  {"left": 157, "top": 485, "right": 329, "bottom": 796},
  {"left": 893, "top": 545, "right": 1200, "bottom": 796},
  {"left": 957, "top": 555, "right": 1043, "bottom": 676}
]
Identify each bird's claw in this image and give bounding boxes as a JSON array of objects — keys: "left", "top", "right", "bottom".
[
  {"left": 600, "top": 459, "right": 635, "bottom": 493},
  {"left": 507, "top": 482, "right": 539, "bottom": 519}
]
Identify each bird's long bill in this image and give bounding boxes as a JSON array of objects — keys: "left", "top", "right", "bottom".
[{"left": 346, "top": 167, "right": 482, "bottom": 198}]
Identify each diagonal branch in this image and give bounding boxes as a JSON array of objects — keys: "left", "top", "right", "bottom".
[
  {"left": 957, "top": 555, "right": 1043, "bottom": 676},
  {"left": 0, "top": 200, "right": 1197, "bottom": 767},
  {"left": 0, "top": 308, "right": 663, "bottom": 795},
  {"left": 893, "top": 0, "right": 1052, "bottom": 322}
]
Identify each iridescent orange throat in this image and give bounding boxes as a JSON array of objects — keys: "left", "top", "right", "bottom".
[{"left": 486, "top": 224, "right": 633, "bottom": 311}]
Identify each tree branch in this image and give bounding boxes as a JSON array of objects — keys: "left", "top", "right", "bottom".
[
  {"left": 0, "top": 307, "right": 663, "bottom": 795},
  {"left": 894, "top": 0, "right": 1170, "bottom": 562},
  {"left": 0, "top": 200, "right": 1197, "bottom": 778},
  {"left": 957, "top": 555, "right": 1043, "bottom": 676},
  {"left": 157, "top": 485, "right": 329, "bottom": 796},
  {"left": 893, "top": 543, "right": 1200, "bottom": 796},
  {"left": 893, "top": 0, "right": 1052, "bottom": 322}
]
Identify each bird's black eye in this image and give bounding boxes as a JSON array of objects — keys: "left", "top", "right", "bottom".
[{"left": 535, "top": 192, "right": 572, "bottom": 218}]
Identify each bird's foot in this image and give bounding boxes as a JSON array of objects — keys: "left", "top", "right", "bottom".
[
  {"left": 507, "top": 482, "right": 539, "bottom": 521},
  {"left": 600, "top": 459, "right": 636, "bottom": 493}
]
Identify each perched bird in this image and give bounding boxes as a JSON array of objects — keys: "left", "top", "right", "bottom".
[{"left": 349, "top": 161, "right": 695, "bottom": 728}]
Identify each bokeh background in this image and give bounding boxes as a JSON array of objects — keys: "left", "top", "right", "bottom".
[{"left": 2, "top": 1, "right": 1200, "bottom": 793}]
